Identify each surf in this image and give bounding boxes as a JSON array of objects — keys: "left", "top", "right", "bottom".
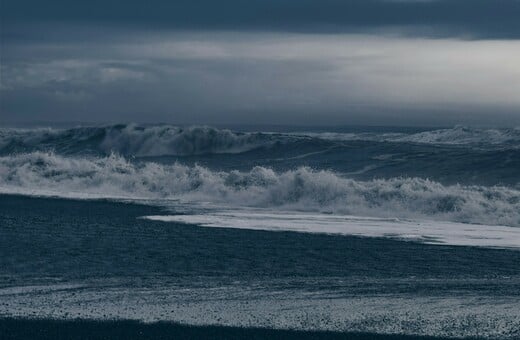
[{"left": 1, "top": 151, "right": 519, "bottom": 228}]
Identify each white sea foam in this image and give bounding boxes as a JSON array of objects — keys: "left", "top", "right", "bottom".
[
  {"left": 143, "top": 211, "right": 520, "bottom": 248},
  {"left": 1, "top": 152, "right": 519, "bottom": 228}
]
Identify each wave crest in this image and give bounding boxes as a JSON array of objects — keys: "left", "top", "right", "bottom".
[{"left": 1, "top": 152, "right": 518, "bottom": 227}]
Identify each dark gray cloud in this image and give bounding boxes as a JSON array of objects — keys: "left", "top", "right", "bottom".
[{"left": 2, "top": 0, "right": 520, "bottom": 39}]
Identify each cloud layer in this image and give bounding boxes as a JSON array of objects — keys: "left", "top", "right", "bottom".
[
  {"left": 2, "top": 31, "right": 520, "bottom": 125},
  {"left": 1, "top": 1, "right": 520, "bottom": 126}
]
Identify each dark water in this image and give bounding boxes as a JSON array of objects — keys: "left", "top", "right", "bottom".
[
  {"left": 1, "top": 195, "right": 519, "bottom": 338},
  {"left": 1, "top": 124, "right": 519, "bottom": 338},
  {"left": 3, "top": 195, "right": 520, "bottom": 280}
]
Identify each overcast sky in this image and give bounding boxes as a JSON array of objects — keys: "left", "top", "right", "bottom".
[{"left": 1, "top": 0, "right": 520, "bottom": 126}]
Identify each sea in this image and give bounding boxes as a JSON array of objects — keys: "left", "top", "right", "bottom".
[{"left": 0, "top": 124, "right": 519, "bottom": 339}]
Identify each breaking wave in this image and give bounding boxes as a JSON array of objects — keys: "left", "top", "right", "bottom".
[
  {"left": 0, "top": 124, "right": 279, "bottom": 156},
  {"left": 1, "top": 152, "right": 518, "bottom": 227}
]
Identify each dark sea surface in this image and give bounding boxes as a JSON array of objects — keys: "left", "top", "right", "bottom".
[{"left": 0, "top": 124, "right": 519, "bottom": 338}]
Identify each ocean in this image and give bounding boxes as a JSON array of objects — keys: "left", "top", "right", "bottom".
[{"left": 0, "top": 124, "right": 519, "bottom": 339}]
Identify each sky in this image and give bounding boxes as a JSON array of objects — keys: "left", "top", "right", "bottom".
[{"left": 1, "top": 0, "right": 520, "bottom": 126}]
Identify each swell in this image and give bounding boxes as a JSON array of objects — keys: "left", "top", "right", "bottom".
[{"left": 1, "top": 152, "right": 518, "bottom": 227}]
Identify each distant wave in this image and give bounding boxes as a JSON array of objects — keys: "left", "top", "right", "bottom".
[
  {"left": 1, "top": 152, "right": 518, "bottom": 227},
  {"left": 293, "top": 126, "right": 520, "bottom": 147},
  {"left": 391, "top": 126, "right": 520, "bottom": 146},
  {"left": 0, "top": 124, "right": 280, "bottom": 156}
]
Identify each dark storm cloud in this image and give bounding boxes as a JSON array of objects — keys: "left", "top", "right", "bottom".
[{"left": 2, "top": 0, "right": 520, "bottom": 39}]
